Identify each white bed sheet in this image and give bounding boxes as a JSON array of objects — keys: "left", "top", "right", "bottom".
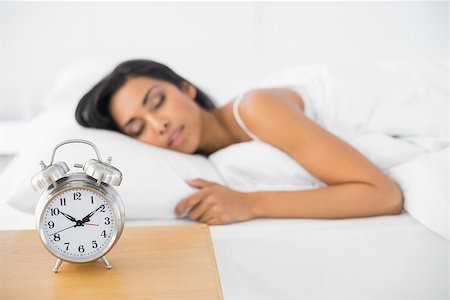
[
  {"left": 1, "top": 199, "right": 448, "bottom": 299},
  {"left": 210, "top": 214, "right": 449, "bottom": 300}
]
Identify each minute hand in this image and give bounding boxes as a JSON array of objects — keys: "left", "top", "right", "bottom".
[
  {"left": 81, "top": 205, "right": 104, "bottom": 223},
  {"left": 49, "top": 224, "right": 76, "bottom": 236}
]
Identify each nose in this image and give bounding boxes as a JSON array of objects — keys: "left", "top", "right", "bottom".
[
  {"left": 145, "top": 115, "right": 169, "bottom": 136},
  {"left": 159, "top": 122, "right": 169, "bottom": 135}
]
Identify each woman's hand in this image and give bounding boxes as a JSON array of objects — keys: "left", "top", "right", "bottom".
[{"left": 175, "top": 179, "right": 255, "bottom": 225}]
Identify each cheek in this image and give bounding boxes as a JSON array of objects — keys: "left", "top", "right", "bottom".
[
  {"left": 171, "top": 95, "right": 202, "bottom": 152},
  {"left": 170, "top": 94, "right": 201, "bottom": 121},
  {"left": 171, "top": 93, "right": 195, "bottom": 110},
  {"left": 138, "top": 132, "right": 161, "bottom": 147}
]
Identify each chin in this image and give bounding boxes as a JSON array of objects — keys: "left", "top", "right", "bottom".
[
  {"left": 181, "top": 129, "right": 201, "bottom": 154},
  {"left": 183, "top": 142, "right": 198, "bottom": 154}
]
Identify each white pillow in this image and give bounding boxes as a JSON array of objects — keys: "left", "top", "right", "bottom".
[
  {"left": 2, "top": 101, "right": 224, "bottom": 219},
  {"left": 209, "top": 141, "right": 327, "bottom": 192}
]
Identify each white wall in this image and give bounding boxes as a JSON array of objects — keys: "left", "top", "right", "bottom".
[{"left": 0, "top": 1, "right": 448, "bottom": 120}]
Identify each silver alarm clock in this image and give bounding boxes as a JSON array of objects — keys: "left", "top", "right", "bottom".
[{"left": 31, "top": 139, "right": 125, "bottom": 273}]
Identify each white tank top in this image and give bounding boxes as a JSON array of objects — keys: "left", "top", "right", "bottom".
[{"left": 232, "top": 93, "right": 260, "bottom": 141}]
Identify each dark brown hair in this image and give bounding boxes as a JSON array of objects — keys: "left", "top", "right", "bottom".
[{"left": 75, "top": 59, "right": 216, "bottom": 131}]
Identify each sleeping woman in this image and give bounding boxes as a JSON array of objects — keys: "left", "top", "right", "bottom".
[{"left": 75, "top": 59, "right": 404, "bottom": 225}]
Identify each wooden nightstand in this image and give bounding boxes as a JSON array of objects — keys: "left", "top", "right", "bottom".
[{"left": 0, "top": 224, "right": 223, "bottom": 300}]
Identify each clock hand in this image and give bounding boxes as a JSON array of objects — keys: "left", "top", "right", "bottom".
[
  {"left": 59, "top": 211, "right": 78, "bottom": 223},
  {"left": 49, "top": 224, "right": 76, "bottom": 236},
  {"left": 81, "top": 205, "right": 105, "bottom": 223}
]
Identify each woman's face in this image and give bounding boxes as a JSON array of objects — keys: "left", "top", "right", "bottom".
[{"left": 109, "top": 76, "right": 202, "bottom": 153}]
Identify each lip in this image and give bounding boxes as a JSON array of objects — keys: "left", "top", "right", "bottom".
[{"left": 168, "top": 125, "right": 185, "bottom": 147}]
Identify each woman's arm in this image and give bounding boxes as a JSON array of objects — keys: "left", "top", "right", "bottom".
[
  {"left": 248, "top": 181, "right": 403, "bottom": 219},
  {"left": 175, "top": 177, "right": 402, "bottom": 225},
  {"left": 238, "top": 89, "right": 404, "bottom": 219}
]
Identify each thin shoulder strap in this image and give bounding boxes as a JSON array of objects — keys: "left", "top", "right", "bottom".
[{"left": 233, "top": 93, "right": 260, "bottom": 141}]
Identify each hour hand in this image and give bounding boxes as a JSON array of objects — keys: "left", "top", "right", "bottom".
[
  {"left": 59, "top": 211, "right": 77, "bottom": 223},
  {"left": 81, "top": 205, "right": 104, "bottom": 223}
]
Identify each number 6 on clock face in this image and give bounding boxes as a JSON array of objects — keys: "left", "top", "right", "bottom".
[{"left": 39, "top": 187, "right": 119, "bottom": 263}]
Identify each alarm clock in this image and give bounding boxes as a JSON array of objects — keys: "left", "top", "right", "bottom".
[{"left": 31, "top": 139, "right": 125, "bottom": 273}]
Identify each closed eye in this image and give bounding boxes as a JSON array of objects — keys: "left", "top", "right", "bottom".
[
  {"left": 133, "top": 124, "right": 145, "bottom": 137},
  {"left": 126, "top": 119, "right": 145, "bottom": 137},
  {"left": 146, "top": 93, "right": 165, "bottom": 111},
  {"left": 154, "top": 94, "right": 165, "bottom": 109}
]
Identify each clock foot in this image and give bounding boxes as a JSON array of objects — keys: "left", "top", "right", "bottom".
[
  {"left": 101, "top": 256, "right": 112, "bottom": 269},
  {"left": 53, "top": 259, "right": 63, "bottom": 273}
]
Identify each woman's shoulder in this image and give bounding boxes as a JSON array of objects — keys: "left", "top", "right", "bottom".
[
  {"left": 214, "top": 88, "right": 307, "bottom": 143},
  {"left": 235, "top": 88, "right": 305, "bottom": 125},
  {"left": 237, "top": 88, "right": 305, "bottom": 114},
  {"left": 219, "top": 88, "right": 307, "bottom": 142}
]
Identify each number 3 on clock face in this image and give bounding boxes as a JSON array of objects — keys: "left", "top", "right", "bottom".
[{"left": 40, "top": 187, "right": 118, "bottom": 263}]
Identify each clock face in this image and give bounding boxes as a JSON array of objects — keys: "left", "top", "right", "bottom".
[{"left": 40, "top": 187, "right": 117, "bottom": 262}]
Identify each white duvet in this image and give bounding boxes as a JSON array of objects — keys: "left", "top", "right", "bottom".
[{"left": 209, "top": 59, "right": 449, "bottom": 239}]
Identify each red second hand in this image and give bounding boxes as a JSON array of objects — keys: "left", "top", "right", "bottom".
[{"left": 85, "top": 223, "right": 99, "bottom": 226}]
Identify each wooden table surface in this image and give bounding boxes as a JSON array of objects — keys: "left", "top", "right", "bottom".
[{"left": 0, "top": 224, "right": 223, "bottom": 300}]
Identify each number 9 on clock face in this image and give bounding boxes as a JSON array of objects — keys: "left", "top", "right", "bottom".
[{"left": 39, "top": 187, "right": 119, "bottom": 263}]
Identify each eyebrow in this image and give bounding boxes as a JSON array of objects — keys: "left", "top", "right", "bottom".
[{"left": 122, "top": 85, "right": 156, "bottom": 130}]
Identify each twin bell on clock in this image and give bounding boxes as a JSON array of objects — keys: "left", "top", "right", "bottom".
[{"left": 31, "top": 139, "right": 125, "bottom": 273}]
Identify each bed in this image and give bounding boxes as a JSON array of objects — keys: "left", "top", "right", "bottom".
[
  {"left": 1, "top": 59, "right": 448, "bottom": 299},
  {"left": 0, "top": 198, "right": 448, "bottom": 299}
]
